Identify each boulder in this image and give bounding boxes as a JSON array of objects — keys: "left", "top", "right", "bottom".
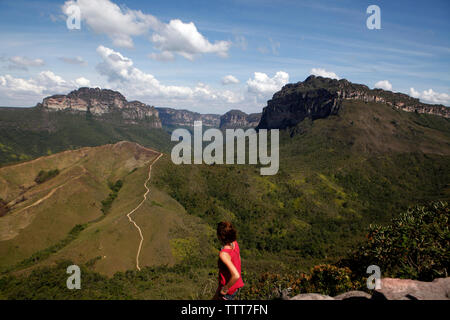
[
  {"left": 333, "top": 291, "right": 371, "bottom": 300},
  {"left": 372, "top": 277, "right": 450, "bottom": 300},
  {"left": 290, "top": 293, "right": 334, "bottom": 300}
]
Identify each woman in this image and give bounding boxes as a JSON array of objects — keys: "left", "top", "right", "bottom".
[{"left": 213, "top": 221, "right": 244, "bottom": 300}]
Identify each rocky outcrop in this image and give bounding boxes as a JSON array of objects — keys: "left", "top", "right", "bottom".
[
  {"left": 257, "top": 75, "right": 450, "bottom": 130},
  {"left": 219, "top": 110, "right": 261, "bottom": 129},
  {"left": 287, "top": 277, "right": 450, "bottom": 300},
  {"left": 157, "top": 107, "right": 261, "bottom": 129},
  {"left": 38, "top": 88, "right": 162, "bottom": 128},
  {"left": 156, "top": 107, "right": 220, "bottom": 128},
  {"left": 372, "top": 277, "right": 450, "bottom": 300}
]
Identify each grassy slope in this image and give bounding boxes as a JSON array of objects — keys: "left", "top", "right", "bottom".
[
  {"left": 0, "top": 107, "right": 172, "bottom": 166},
  {"left": 0, "top": 142, "right": 158, "bottom": 268},
  {"left": 0, "top": 100, "right": 449, "bottom": 299},
  {"left": 153, "top": 100, "right": 450, "bottom": 266}
]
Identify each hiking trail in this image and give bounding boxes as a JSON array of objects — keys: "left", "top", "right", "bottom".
[{"left": 126, "top": 153, "right": 163, "bottom": 271}]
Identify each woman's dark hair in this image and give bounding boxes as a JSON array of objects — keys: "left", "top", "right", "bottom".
[{"left": 217, "top": 221, "right": 237, "bottom": 244}]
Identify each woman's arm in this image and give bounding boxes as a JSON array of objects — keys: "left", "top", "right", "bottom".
[{"left": 219, "top": 251, "right": 240, "bottom": 295}]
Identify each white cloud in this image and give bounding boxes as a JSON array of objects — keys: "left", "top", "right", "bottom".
[
  {"left": 148, "top": 51, "right": 175, "bottom": 62},
  {"left": 410, "top": 88, "right": 450, "bottom": 106},
  {"left": 374, "top": 80, "right": 393, "bottom": 91},
  {"left": 150, "top": 19, "right": 231, "bottom": 60},
  {"left": 0, "top": 71, "right": 92, "bottom": 106},
  {"left": 62, "top": 0, "right": 230, "bottom": 60},
  {"left": 310, "top": 68, "right": 340, "bottom": 79},
  {"left": 62, "top": 0, "right": 156, "bottom": 48},
  {"left": 222, "top": 75, "right": 240, "bottom": 85},
  {"left": 0, "top": 74, "right": 44, "bottom": 95},
  {"left": 246, "top": 71, "right": 289, "bottom": 105},
  {"left": 75, "top": 77, "right": 91, "bottom": 87},
  {"left": 8, "top": 56, "right": 45, "bottom": 70},
  {"left": 59, "top": 56, "right": 87, "bottom": 66},
  {"left": 247, "top": 71, "right": 289, "bottom": 95},
  {"left": 95, "top": 45, "right": 242, "bottom": 108}
]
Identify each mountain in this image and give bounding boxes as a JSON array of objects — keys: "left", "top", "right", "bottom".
[
  {"left": 258, "top": 75, "right": 450, "bottom": 130},
  {"left": 0, "top": 141, "right": 212, "bottom": 277},
  {"left": 156, "top": 107, "right": 220, "bottom": 129},
  {"left": 0, "top": 78, "right": 449, "bottom": 299},
  {"left": 0, "top": 88, "right": 173, "bottom": 166},
  {"left": 0, "top": 87, "right": 262, "bottom": 167},
  {"left": 39, "top": 87, "right": 162, "bottom": 127},
  {"left": 219, "top": 110, "right": 261, "bottom": 129}
]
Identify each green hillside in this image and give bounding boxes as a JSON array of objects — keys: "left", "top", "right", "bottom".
[
  {"left": 0, "top": 99, "right": 449, "bottom": 299},
  {"left": 0, "top": 107, "right": 172, "bottom": 166}
]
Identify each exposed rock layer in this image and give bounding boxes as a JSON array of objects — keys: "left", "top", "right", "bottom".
[
  {"left": 219, "top": 110, "right": 261, "bottom": 129},
  {"left": 258, "top": 76, "right": 450, "bottom": 129},
  {"left": 156, "top": 107, "right": 220, "bottom": 128},
  {"left": 38, "top": 87, "right": 162, "bottom": 127}
]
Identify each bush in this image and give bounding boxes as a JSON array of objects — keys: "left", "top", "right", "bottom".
[
  {"left": 343, "top": 201, "right": 449, "bottom": 281},
  {"left": 241, "top": 264, "right": 357, "bottom": 299},
  {"left": 34, "top": 169, "right": 60, "bottom": 184},
  {"left": 101, "top": 180, "right": 123, "bottom": 214}
]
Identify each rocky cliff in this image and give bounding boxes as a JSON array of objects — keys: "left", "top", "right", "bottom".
[
  {"left": 38, "top": 87, "right": 162, "bottom": 128},
  {"left": 219, "top": 110, "right": 261, "bottom": 129},
  {"left": 257, "top": 75, "right": 450, "bottom": 129},
  {"left": 156, "top": 107, "right": 220, "bottom": 128}
]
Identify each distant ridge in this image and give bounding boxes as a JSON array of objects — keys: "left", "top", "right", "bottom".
[
  {"left": 258, "top": 75, "right": 450, "bottom": 129},
  {"left": 219, "top": 109, "right": 261, "bottom": 129},
  {"left": 37, "top": 87, "right": 162, "bottom": 127}
]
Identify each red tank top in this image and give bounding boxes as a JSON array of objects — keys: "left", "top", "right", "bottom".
[{"left": 218, "top": 241, "right": 244, "bottom": 294}]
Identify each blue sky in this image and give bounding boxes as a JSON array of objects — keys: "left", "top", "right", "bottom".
[{"left": 0, "top": 0, "right": 449, "bottom": 113}]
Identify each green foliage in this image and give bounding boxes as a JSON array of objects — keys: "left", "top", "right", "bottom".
[
  {"left": 343, "top": 201, "right": 449, "bottom": 281},
  {"left": 101, "top": 180, "right": 123, "bottom": 214},
  {"left": 1, "top": 224, "right": 87, "bottom": 274},
  {"left": 241, "top": 264, "right": 358, "bottom": 299},
  {"left": 0, "top": 108, "right": 172, "bottom": 166},
  {"left": 34, "top": 169, "right": 60, "bottom": 184},
  {"left": 0, "top": 260, "right": 129, "bottom": 300}
]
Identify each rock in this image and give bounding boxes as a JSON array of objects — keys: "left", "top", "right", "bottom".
[
  {"left": 39, "top": 87, "right": 161, "bottom": 128},
  {"left": 156, "top": 107, "right": 220, "bottom": 128},
  {"left": 372, "top": 277, "right": 450, "bottom": 300},
  {"left": 290, "top": 293, "right": 334, "bottom": 300},
  {"left": 156, "top": 107, "right": 261, "bottom": 129},
  {"left": 333, "top": 291, "right": 371, "bottom": 300},
  {"left": 257, "top": 75, "right": 450, "bottom": 130},
  {"left": 219, "top": 110, "right": 261, "bottom": 129}
]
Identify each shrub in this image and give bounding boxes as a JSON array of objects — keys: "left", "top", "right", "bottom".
[
  {"left": 101, "top": 180, "right": 123, "bottom": 214},
  {"left": 241, "top": 265, "right": 357, "bottom": 299},
  {"left": 34, "top": 169, "right": 59, "bottom": 184},
  {"left": 343, "top": 201, "right": 449, "bottom": 281}
]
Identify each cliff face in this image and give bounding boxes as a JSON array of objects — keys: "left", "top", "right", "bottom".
[
  {"left": 258, "top": 76, "right": 450, "bottom": 129},
  {"left": 219, "top": 110, "right": 261, "bottom": 129},
  {"left": 156, "top": 107, "right": 220, "bottom": 128},
  {"left": 39, "top": 88, "right": 162, "bottom": 128}
]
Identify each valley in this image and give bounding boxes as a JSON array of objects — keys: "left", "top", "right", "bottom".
[{"left": 0, "top": 76, "right": 449, "bottom": 299}]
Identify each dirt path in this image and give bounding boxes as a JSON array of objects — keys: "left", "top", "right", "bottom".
[
  {"left": 126, "top": 153, "right": 163, "bottom": 271},
  {"left": 11, "top": 167, "right": 87, "bottom": 215}
]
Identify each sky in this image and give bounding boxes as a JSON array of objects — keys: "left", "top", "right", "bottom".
[{"left": 0, "top": 0, "right": 449, "bottom": 113}]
